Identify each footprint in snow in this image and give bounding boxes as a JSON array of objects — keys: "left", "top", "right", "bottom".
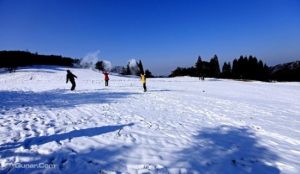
[
  {"left": 55, "top": 140, "right": 62, "bottom": 145},
  {"left": 12, "top": 134, "right": 21, "bottom": 142},
  {"left": 14, "top": 120, "right": 22, "bottom": 125}
]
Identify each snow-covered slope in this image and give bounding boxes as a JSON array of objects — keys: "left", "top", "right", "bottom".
[{"left": 0, "top": 66, "right": 299, "bottom": 174}]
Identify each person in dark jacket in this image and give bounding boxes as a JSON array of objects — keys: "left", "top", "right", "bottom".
[
  {"left": 103, "top": 72, "right": 109, "bottom": 86},
  {"left": 66, "top": 70, "right": 77, "bottom": 91}
]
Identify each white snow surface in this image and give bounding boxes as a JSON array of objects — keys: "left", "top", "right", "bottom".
[{"left": 0, "top": 66, "right": 299, "bottom": 174}]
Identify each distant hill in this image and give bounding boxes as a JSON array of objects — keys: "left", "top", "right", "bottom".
[
  {"left": 270, "top": 61, "right": 300, "bottom": 81},
  {"left": 0, "top": 50, "right": 79, "bottom": 70}
]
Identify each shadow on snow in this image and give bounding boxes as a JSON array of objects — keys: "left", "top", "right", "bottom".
[
  {"left": 0, "top": 89, "right": 139, "bottom": 110},
  {"left": 0, "top": 125, "right": 281, "bottom": 173},
  {"left": 0, "top": 123, "right": 134, "bottom": 151},
  {"left": 172, "top": 125, "right": 280, "bottom": 173},
  {"left": 17, "top": 66, "right": 67, "bottom": 72},
  {"left": 0, "top": 123, "right": 134, "bottom": 173}
]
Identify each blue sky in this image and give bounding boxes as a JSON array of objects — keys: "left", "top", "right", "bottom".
[{"left": 0, "top": 0, "right": 300, "bottom": 75}]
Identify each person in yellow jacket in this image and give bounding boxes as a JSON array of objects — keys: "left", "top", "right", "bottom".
[{"left": 140, "top": 73, "right": 147, "bottom": 92}]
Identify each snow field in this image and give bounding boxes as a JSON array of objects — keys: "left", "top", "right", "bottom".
[{"left": 0, "top": 66, "right": 299, "bottom": 174}]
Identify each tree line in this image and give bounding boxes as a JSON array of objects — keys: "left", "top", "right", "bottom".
[
  {"left": 169, "top": 55, "right": 222, "bottom": 78},
  {"left": 223, "top": 55, "right": 269, "bottom": 81},
  {"left": 0, "top": 50, "right": 155, "bottom": 77},
  {"left": 170, "top": 55, "right": 299, "bottom": 81},
  {"left": 1, "top": 50, "right": 298, "bottom": 81},
  {"left": 0, "top": 50, "right": 79, "bottom": 71},
  {"left": 119, "top": 60, "right": 154, "bottom": 78}
]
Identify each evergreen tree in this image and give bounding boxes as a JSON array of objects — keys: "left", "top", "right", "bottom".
[
  {"left": 169, "top": 67, "right": 196, "bottom": 77},
  {"left": 121, "top": 67, "right": 127, "bottom": 75},
  {"left": 137, "top": 60, "right": 144, "bottom": 75},
  {"left": 195, "top": 56, "right": 203, "bottom": 78},
  {"left": 122, "top": 63, "right": 131, "bottom": 75},
  {"left": 95, "top": 61, "right": 104, "bottom": 71},
  {"left": 262, "top": 64, "right": 270, "bottom": 81},
  {"left": 145, "top": 69, "right": 154, "bottom": 78},
  {"left": 209, "top": 55, "right": 221, "bottom": 77},
  {"left": 232, "top": 59, "right": 239, "bottom": 78},
  {"left": 222, "top": 62, "right": 232, "bottom": 78}
]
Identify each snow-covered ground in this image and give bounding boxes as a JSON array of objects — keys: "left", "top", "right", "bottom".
[{"left": 0, "top": 66, "right": 299, "bottom": 174}]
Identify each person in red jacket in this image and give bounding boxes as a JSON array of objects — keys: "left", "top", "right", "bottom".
[{"left": 103, "top": 72, "right": 109, "bottom": 86}]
